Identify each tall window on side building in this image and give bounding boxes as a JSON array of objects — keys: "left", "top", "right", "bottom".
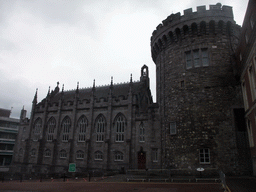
[
  {"left": 139, "top": 122, "right": 145, "bottom": 142},
  {"left": 95, "top": 115, "right": 105, "bottom": 142},
  {"left": 114, "top": 114, "right": 126, "bottom": 142},
  {"left": 199, "top": 148, "right": 210, "bottom": 164},
  {"left": 202, "top": 48, "right": 209, "bottom": 66},
  {"left": 193, "top": 49, "right": 200, "bottom": 67},
  {"left": 186, "top": 51, "right": 192, "bottom": 69},
  {"left": 77, "top": 116, "right": 87, "bottom": 142},
  {"left": 62, "top": 117, "right": 71, "bottom": 142},
  {"left": 247, "top": 119, "right": 255, "bottom": 147},
  {"left": 47, "top": 117, "right": 56, "bottom": 141},
  {"left": 170, "top": 122, "right": 177, "bottom": 135},
  {"left": 249, "top": 65, "right": 256, "bottom": 101},
  {"left": 242, "top": 81, "right": 249, "bottom": 110}
]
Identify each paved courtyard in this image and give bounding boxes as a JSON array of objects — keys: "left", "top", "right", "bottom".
[{"left": 0, "top": 182, "right": 224, "bottom": 192}]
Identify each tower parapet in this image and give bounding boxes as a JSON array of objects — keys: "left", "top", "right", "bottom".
[{"left": 151, "top": 3, "right": 238, "bottom": 62}]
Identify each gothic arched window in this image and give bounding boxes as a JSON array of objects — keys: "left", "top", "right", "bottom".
[
  {"left": 62, "top": 116, "right": 71, "bottom": 142},
  {"left": 114, "top": 114, "right": 126, "bottom": 142},
  {"left": 31, "top": 148, "right": 36, "bottom": 156},
  {"left": 45, "top": 149, "right": 51, "bottom": 157},
  {"left": 60, "top": 149, "right": 67, "bottom": 158},
  {"left": 76, "top": 150, "right": 84, "bottom": 159},
  {"left": 94, "top": 151, "right": 103, "bottom": 160},
  {"left": 95, "top": 115, "right": 106, "bottom": 142},
  {"left": 77, "top": 116, "right": 88, "bottom": 142},
  {"left": 115, "top": 151, "right": 124, "bottom": 161},
  {"left": 47, "top": 117, "right": 56, "bottom": 141}
]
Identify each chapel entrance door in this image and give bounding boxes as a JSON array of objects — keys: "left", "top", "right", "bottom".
[{"left": 138, "top": 149, "right": 146, "bottom": 169}]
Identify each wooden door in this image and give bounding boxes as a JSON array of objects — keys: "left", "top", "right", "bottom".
[{"left": 138, "top": 152, "right": 146, "bottom": 169}]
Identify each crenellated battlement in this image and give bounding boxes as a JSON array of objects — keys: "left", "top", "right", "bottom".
[
  {"left": 152, "top": 3, "right": 233, "bottom": 36},
  {"left": 150, "top": 3, "right": 239, "bottom": 62}
]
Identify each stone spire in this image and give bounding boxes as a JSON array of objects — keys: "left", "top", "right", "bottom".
[{"left": 33, "top": 88, "right": 38, "bottom": 104}]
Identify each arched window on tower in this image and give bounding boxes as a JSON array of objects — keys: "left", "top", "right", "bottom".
[
  {"left": 168, "top": 31, "right": 174, "bottom": 43},
  {"left": 191, "top": 23, "right": 198, "bottom": 35},
  {"left": 218, "top": 20, "right": 224, "bottom": 33},
  {"left": 200, "top": 21, "right": 206, "bottom": 35},
  {"left": 158, "top": 39, "right": 163, "bottom": 50},
  {"left": 62, "top": 116, "right": 71, "bottom": 142},
  {"left": 227, "top": 21, "right": 232, "bottom": 36},
  {"left": 114, "top": 114, "right": 126, "bottom": 142},
  {"left": 183, "top": 25, "right": 189, "bottom": 36},
  {"left": 162, "top": 35, "right": 167, "bottom": 46},
  {"left": 47, "top": 117, "right": 56, "bottom": 141},
  {"left": 154, "top": 43, "right": 159, "bottom": 52},
  {"left": 209, "top": 20, "right": 215, "bottom": 34},
  {"left": 77, "top": 116, "right": 88, "bottom": 142},
  {"left": 175, "top": 28, "right": 181, "bottom": 40}
]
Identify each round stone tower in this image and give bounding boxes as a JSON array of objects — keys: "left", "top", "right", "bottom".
[{"left": 151, "top": 4, "right": 246, "bottom": 174}]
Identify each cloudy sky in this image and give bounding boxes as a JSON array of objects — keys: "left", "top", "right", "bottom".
[{"left": 0, "top": 0, "right": 248, "bottom": 118}]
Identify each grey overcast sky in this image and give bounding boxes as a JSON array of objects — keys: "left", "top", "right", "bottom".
[{"left": 0, "top": 0, "right": 248, "bottom": 118}]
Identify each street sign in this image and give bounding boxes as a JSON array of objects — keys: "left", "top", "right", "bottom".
[{"left": 69, "top": 163, "right": 76, "bottom": 172}]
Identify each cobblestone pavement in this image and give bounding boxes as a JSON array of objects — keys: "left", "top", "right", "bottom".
[{"left": 0, "top": 182, "right": 224, "bottom": 192}]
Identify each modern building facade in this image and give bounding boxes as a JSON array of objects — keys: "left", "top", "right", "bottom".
[
  {"left": 12, "top": 65, "right": 161, "bottom": 174},
  {"left": 0, "top": 108, "right": 19, "bottom": 172},
  {"left": 151, "top": 3, "right": 251, "bottom": 174},
  {"left": 236, "top": 0, "right": 256, "bottom": 176}
]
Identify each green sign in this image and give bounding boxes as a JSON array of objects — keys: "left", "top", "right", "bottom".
[{"left": 69, "top": 163, "right": 76, "bottom": 172}]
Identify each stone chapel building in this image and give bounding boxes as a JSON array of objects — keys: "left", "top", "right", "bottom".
[{"left": 13, "top": 65, "right": 161, "bottom": 174}]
